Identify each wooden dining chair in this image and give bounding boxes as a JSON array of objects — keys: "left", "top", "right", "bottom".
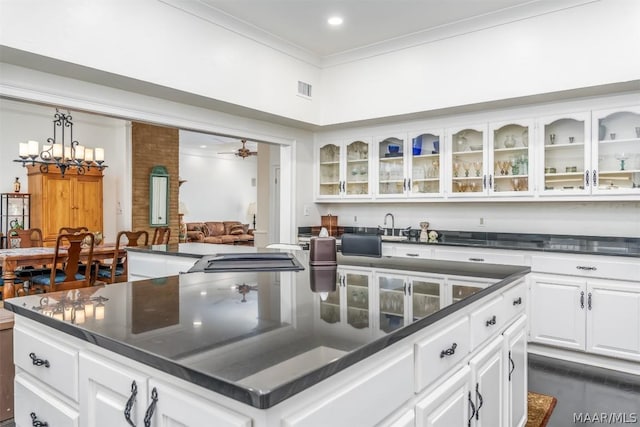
[
  {"left": 152, "top": 227, "right": 171, "bottom": 244},
  {"left": 11, "top": 228, "right": 44, "bottom": 248},
  {"left": 97, "top": 230, "right": 149, "bottom": 284},
  {"left": 30, "top": 232, "right": 95, "bottom": 292},
  {"left": 58, "top": 226, "right": 89, "bottom": 235}
]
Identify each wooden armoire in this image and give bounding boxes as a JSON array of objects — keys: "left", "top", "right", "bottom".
[{"left": 27, "top": 165, "right": 103, "bottom": 246}]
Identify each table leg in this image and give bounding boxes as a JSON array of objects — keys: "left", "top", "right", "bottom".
[{"left": 2, "top": 259, "right": 18, "bottom": 300}]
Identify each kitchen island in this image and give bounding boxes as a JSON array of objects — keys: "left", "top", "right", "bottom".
[{"left": 5, "top": 250, "right": 529, "bottom": 427}]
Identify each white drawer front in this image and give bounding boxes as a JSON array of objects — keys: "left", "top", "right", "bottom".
[
  {"left": 469, "top": 295, "right": 505, "bottom": 350},
  {"left": 14, "top": 324, "right": 79, "bottom": 401},
  {"left": 531, "top": 255, "right": 640, "bottom": 281},
  {"left": 393, "top": 244, "right": 432, "bottom": 259},
  {"left": 434, "top": 248, "right": 527, "bottom": 266},
  {"left": 14, "top": 373, "right": 79, "bottom": 427},
  {"left": 502, "top": 281, "right": 526, "bottom": 324},
  {"left": 414, "top": 316, "right": 470, "bottom": 393}
]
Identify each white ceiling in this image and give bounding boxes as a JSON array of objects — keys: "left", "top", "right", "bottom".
[{"left": 166, "top": 0, "right": 593, "bottom": 64}]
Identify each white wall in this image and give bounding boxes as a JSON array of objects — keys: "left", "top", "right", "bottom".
[
  {"left": 179, "top": 141, "right": 257, "bottom": 223},
  {"left": 0, "top": 0, "right": 321, "bottom": 124},
  {"left": 319, "top": 0, "right": 640, "bottom": 124},
  {"left": 0, "top": 98, "right": 129, "bottom": 241}
]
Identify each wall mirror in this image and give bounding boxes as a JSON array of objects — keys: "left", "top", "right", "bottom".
[{"left": 150, "top": 165, "right": 169, "bottom": 226}]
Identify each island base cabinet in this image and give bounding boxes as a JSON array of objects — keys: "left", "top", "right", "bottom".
[
  {"left": 469, "top": 336, "right": 505, "bottom": 427},
  {"left": 80, "top": 352, "right": 150, "bottom": 427},
  {"left": 14, "top": 373, "right": 79, "bottom": 427},
  {"left": 415, "top": 365, "right": 471, "bottom": 427}
]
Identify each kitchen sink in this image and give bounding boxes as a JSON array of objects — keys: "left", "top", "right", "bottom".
[{"left": 381, "top": 235, "right": 409, "bottom": 242}]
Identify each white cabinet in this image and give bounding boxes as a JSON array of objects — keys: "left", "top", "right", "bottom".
[
  {"left": 469, "top": 336, "right": 505, "bottom": 427},
  {"left": 14, "top": 373, "right": 80, "bottom": 427},
  {"left": 376, "top": 271, "right": 444, "bottom": 334},
  {"left": 127, "top": 251, "right": 198, "bottom": 281},
  {"left": 375, "top": 131, "right": 445, "bottom": 199},
  {"left": 316, "top": 139, "right": 373, "bottom": 200},
  {"left": 432, "top": 246, "right": 528, "bottom": 266},
  {"left": 488, "top": 119, "right": 535, "bottom": 196},
  {"left": 318, "top": 267, "right": 373, "bottom": 334},
  {"left": 591, "top": 106, "right": 640, "bottom": 195},
  {"left": 447, "top": 123, "right": 488, "bottom": 197},
  {"left": 503, "top": 316, "right": 527, "bottom": 427},
  {"left": 530, "top": 273, "right": 640, "bottom": 362},
  {"left": 385, "top": 409, "right": 416, "bottom": 427},
  {"left": 415, "top": 366, "right": 472, "bottom": 427}
]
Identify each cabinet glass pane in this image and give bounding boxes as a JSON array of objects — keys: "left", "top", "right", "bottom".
[
  {"left": 492, "top": 124, "right": 530, "bottom": 193},
  {"left": 378, "top": 276, "right": 405, "bottom": 333},
  {"left": 451, "top": 129, "right": 484, "bottom": 194},
  {"left": 345, "top": 140, "right": 369, "bottom": 196},
  {"left": 378, "top": 137, "right": 405, "bottom": 195},
  {"left": 320, "top": 271, "right": 341, "bottom": 324},
  {"left": 542, "top": 118, "right": 586, "bottom": 192},
  {"left": 346, "top": 273, "right": 369, "bottom": 329},
  {"left": 451, "top": 283, "right": 483, "bottom": 303},
  {"left": 411, "top": 134, "right": 440, "bottom": 194},
  {"left": 1, "top": 193, "right": 31, "bottom": 248},
  {"left": 596, "top": 112, "right": 640, "bottom": 191},
  {"left": 412, "top": 280, "right": 440, "bottom": 320},
  {"left": 319, "top": 144, "right": 341, "bottom": 196}
]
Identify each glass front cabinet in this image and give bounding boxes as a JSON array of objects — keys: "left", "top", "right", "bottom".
[
  {"left": 447, "top": 124, "right": 488, "bottom": 197},
  {"left": 1, "top": 193, "right": 30, "bottom": 248},
  {"left": 316, "top": 139, "right": 372, "bottom": 200},
  {"left": 376, "top": 131, "right": 444, "bottom": 199}
]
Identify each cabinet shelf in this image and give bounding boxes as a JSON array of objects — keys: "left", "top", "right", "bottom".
[
  {"left": 379, "top": 179, "right": 404, "bottom": 184},
  {"left": 494, "top": 174, "right": 528, "bottom": 179},
  {"left": 346, "top": 180, "right": 369, "bottom": 184},
  {"left": 320, "top": 181, "right": 341, "bottom": 185},
  {"left": 545, "top": 142, "right": 585, "bottom": 149},
  {"left": 412, "top": 153, "right": 439, "bottom": 159},
  {"left": 412, "top": 178, "right": 440, "bottom": 182},
  {"left": 452, "top": 150, "right": 482, "bottom": 155},
  {"left": 379, "top": 156, "right": 404, "bottom": 162},
  {"left": 599, "top": 137, "right": 640, "bottom": 144},
  {"left": 346, "top": 159, "right": 369, "bottom": 163},
  {"left": 494, "top": 147, "right": 528, "bottom": 153},
  {"left": 599, "top": 169, "right": 640, "bottom": 175},
  {"left": 319, "top": 161, "right": 340, "bottom": 165},
  {"left": 452, "top": 176, "right": 482, "bottom": 181}
]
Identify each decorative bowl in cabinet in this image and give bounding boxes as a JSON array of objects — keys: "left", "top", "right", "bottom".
[
  {"left": 470, "top": 144, "right": 483, "bottom": 151},
  {"left": 388, "top": 145, "right": 400, "bottom": 154}
]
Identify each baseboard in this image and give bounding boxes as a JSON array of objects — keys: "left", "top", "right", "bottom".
[{"left": 528, "top": 343, "right": 640, "bottom": 376}]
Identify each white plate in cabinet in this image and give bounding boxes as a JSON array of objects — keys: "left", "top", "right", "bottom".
[
  {"left": 433, "top": 248, "right": 527, "bottom": 266},
  {"left": 470, "top": 295, "right": 505, "bottom": 351},
  {"left": 15, "top": 372, "right": 80, "bottom": 427},
  {"left": 501, "top": 281, "right": 526, "bottom": 325},
  {"left": 282, "top": 348, "right": 413, "bottom": 427},
  {"left": 14, "top": 323, "right": 79, "bottom": 402},
  {"left": 414, "top": 316, "right": 470, "bottom": 393},
  {"left": 531, "top": 255, "right": 640, "bottom": 281}
]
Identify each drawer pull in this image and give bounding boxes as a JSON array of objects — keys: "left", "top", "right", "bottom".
[
  {"left": 468, "top": 257, "right": 484, "bottom": 262},
  {"left": 29, "top": 352, "right": 50, "bottom": 368},
  {"left": 143, "top": 387, "right": 158, "bottom": 427},
  {"left": 512, "top": 297, "right": 522, "bottom": 306},
  {"left": 440, "top": 342, "right": 457, "bottom": 358},
  {"left": 406, "top": 253, "right": 420, "bottom": 257},
  {"left": 124, "top": 380, "right": 138, "bottom": 427},
  {"left": 31, "top": 412, "right": 48, "bottom": 427},
  {"left": 485, "top": 315, "right": 497, "bottom": 327},
  {"left": 576, "top": 265, "right": 597, "bottom": 271}
]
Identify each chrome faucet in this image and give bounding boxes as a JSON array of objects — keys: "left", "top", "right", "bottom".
[{"left": 384, "top": 213, "right": 395, "bottom": 236}]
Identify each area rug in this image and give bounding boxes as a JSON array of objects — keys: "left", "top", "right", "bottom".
[{"left": 526, "top": 391, "right": 557, "bottom": 427}]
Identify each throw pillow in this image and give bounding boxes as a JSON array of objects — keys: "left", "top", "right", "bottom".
[{"left": 230, "top": 224, "right": 244, "bottom": 235}]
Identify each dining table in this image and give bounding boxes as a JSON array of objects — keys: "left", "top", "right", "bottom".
[{"left": 0, "top": 244, "right": 124, "bottom": 300}]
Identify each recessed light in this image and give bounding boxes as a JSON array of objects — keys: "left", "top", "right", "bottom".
[
  {"left": 328, "top": 16, "right": 343, "bottom": 26},
  {"left": 200, "top": 145, "right": 207, "bottom": 148}
]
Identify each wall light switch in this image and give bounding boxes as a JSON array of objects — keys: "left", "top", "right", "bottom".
[{"left": 303, "top": 205, "right": 311, "bottom": 216}]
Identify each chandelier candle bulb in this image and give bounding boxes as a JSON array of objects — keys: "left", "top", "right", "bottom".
[
  {"left": 64, "top": 146, "right": 71, "bottom": 160},
  {"left": 75, "top": 145, "right": 85, "bottom": 160},
  {"left": 84, "top": 148, "right": 94, "bottom": 162},
  {"left": 95, "top": 147, "right": 105, "bottom": 162},
  {"left": 52, "top": 143, "right": 63, "bottom": 159},
  {"left": 27, "top": 140, "right": 39, "bottom": 155},
  {"left": 19, "top": 142, "right": 29, "bottom": 158}
]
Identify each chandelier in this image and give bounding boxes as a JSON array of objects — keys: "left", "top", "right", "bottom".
[{"left": 15, "top": 109, "right": 107, "bottom": 178}]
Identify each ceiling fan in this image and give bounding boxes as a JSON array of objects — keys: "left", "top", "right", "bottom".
[{"left": 218, "top": 139, "right": 258, "bottom": 158}]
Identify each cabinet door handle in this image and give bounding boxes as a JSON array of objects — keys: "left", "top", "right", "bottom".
[
  {"left": 485, "top": 315, "right": 497, "bottom": 327},
  {"left": 440, "top": 342, "right": 457, "bottom": 358},
  {"left": 489, "top": 175, "right": 493, "bottom": 189},
  {"left": 143, "top": 387, "right": 158, "bottom": 427},
  {"left": 585, "top": 170, "right": 589, "bottom": 187},
  {"left": 403, "top": 282, "right": 407, "bottom": 295},
  {"left": 468, "top": 257, "right": 484, "bottom": 262},
  {"left": 408, "top": 178, "right": 412, "bottom": 190},
  {"left": 513, "top": 297, "right": 522, "bottom": 306},
  {"left": 580, "top": 291, "right": 585, "bottom": 309},
  {"left": 467, "top": 391, "right": 476, "bottom": 427},
  {"left": 593, "top": 170, "right": 598, "bottom": 187},
  {"left": 576, "top": 265, "right": 597, "bottom": 271},
  {"left": 29, "top": 352, "right": 50, "bottom": 368},
  {"left": 588, "top": 292, "right": 592, "bottom": 310},
  {"left": 403, "top": 178, "right": 407, "bottom": 191},
  {"left": 508, "top": 350, "right": 515, "bottom": 381},
  {"left": 483, "top": 174, "right": 486, "bottom": 189},
  {"left": 31, "top": 412, "right": 48, "bottom": 427},
  {"left": 475, "top": 383, "right": 484, "bottom": 420},
  {"left": 124, "top": 380, "right": 138, "bottom": 427},
  {"left": 408, "top": 283, "right": 412, "bottom": 296},
  {"left": 406, "top": 253, "right": 419, "bottom": 257}
]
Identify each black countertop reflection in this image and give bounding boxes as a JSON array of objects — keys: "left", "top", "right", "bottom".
[
  {"left": 4, "top": 252, "right": 528, "bottom": 409},
  {"left": 297, "top": 228, "right": 640, "bottom": 257}
]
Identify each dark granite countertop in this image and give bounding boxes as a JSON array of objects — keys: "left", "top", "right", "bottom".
[
  {"left": 298, "top": 228, "right": 640, "bottom": 257},
  {"left": 4, "top": 251, "right": 528, "bottom": 409}
]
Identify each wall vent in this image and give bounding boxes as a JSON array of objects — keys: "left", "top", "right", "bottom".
[{"left": 298, "top": 81, "right": 312, "bottom": 98}]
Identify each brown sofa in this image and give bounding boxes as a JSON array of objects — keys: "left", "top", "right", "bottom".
[{"left": 186, "top": 221, "right": 254, "bottom": 245}]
